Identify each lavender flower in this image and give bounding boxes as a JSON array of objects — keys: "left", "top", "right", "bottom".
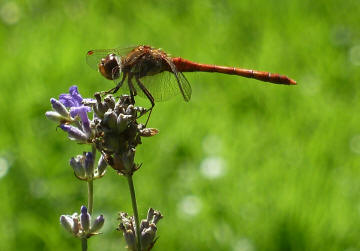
[
  {"left": 46, "top": 86, "right": 93, "bottom": 143},
  {"left": 70, "top": 152, "right": 107, "bottom": 181},
  {"left": 59, "top": 86, "right": 92, "bottom": 137},
  {"left": 60, "top": 206, "right": 105, "bottom": 238},
  {"left": 45, "top": 98, "right": 72, "bottom": 123}
]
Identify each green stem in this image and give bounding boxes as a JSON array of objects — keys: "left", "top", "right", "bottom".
[
  {"left": 82, "top": 145, "right": 96, "bottom": 251},
  {"left": 81, "top": 238, "right": 87, "bottom": 251},
  {"left": 87, "top": 180, "right": 94, "bottom": 215},
  {"left": 127, "top": 175, "right": 142, "bottom": 251},
  {"left": 88, "top": 144, "right": 96, "bottom": 215}
]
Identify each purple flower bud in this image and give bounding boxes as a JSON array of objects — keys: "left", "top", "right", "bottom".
[
  {"left": 80, "top": 206, "right": 90, "bottom": 232},
  {"left": 84, "top": 152, "right": 94, "bottom": 178},
  {"left": 45, "top": 111, "right": 64, "bottom": 122},
  {"left": 90, "top": 215, "right": 105, "bottom": 233},
  {"left": 70, "top": 155, "right": 86, "bottom": 179},
  {"left": 60, "top": 124, "right": 88, "bottom": 143},
  {"left": 60, "top": 215, "right": 74, "bottom": 234},
  {"left": 97, "top": 155, "right": 107, "bottom": 176},
  {"left": 50, "top": 98, "right": 69, "bottom": 117}
]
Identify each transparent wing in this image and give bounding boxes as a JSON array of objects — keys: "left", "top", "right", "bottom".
[
  {"left": 176, "top": 72, "right": 192, "bottom": 102},
  {"left": 135, "top": 72, "right": 180, "bottom": 102},
  {"left": 86, "top": 47, "right": 135, "bottom": 70},
  {"left": 164, "top": 57, "right": 192, "bottom": 102},
  {"left": 134, "top": 71, "right": 192, "bottom": 102}
]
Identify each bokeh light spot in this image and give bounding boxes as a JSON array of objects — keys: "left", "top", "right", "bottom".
[
  {"left": 233, "top": 238, "right": 254, "bottom": 251},
  {"left": 177, "top": 195, "right": 202, "bottom": 217},
  {"left": 350, "top": 134, "right": 360, "bottom": 154},
  {"left": 0, "top": 157, "right": 10, "bottom": 178},
  {"left": 0, "top": 2, "right": 20, "bottom": 25},
  {"left": 200, "top": 156, "right": 226, "bottom": 179},
  {"left": 349, "top": 45, "right": 360, "bottom": 66}
]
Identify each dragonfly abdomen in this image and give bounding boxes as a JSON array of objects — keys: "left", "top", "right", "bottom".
[{"left": 172, "top": 57, "right": 296, "bottom": 85}]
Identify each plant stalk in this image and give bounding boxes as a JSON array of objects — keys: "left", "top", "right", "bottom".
[
  {"left": 81, "top": 238, "right": 87, "bottom": 251},
  {"left": 88, "top": 144, "right": 96, "bottom": 215},
  {"left": 127, "top": 175, "right": 142, "bottom": 251},
  {"left": 87, "top": 180, "right": 94, "bottom": 215}
]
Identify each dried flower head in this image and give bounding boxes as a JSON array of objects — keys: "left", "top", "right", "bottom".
[
  {"left": 90, "top": 94, "right": 159, "bottom": 176},
  {"left": 117, "top": 208, "right": 163, "bottom": 251}
]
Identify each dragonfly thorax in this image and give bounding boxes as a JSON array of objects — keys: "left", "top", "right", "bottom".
[{"left": 125, "top": 52, "right": 166, "bottom": 78}]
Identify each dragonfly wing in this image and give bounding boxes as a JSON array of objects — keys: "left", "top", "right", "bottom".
[
  {"left": 134, "top": 71, "right": 191, "bottom": 102},
  {"left": 164, "top": 57, "right": 192, "bottom": 102},
  {"left": 136, "top": 72, "right": 182, "bottom": 102},
  {"left": 176, "top": 72, "right": 192, "bottom": 102},
  {"left": 86, "top": 47, "right": 135, "bottom": 70}
]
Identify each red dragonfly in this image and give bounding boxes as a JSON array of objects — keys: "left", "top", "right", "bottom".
[{"left": 86, "top": 45, "right": 296, "bottom": 108}]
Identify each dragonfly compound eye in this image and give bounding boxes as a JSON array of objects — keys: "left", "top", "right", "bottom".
[{"left": 98, "top": 54, "right": 121, "bottom": 80}]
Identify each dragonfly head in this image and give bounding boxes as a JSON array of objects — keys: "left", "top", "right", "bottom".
[{"left": 98, "top": 54, "right": 121, "bottom": 80}]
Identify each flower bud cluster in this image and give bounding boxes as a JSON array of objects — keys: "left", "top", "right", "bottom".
[
  {"left": 60, "top": 206, "right": 104, "bottom": 239},
  {"left": 117, "top": 208, "right": 163, "bottom": 251},
  {"left": 91, "top": 93, "right": 158, "bottom": 176},
  {"left": 69, "top": 152, "right": 107, "bottom": 180}
]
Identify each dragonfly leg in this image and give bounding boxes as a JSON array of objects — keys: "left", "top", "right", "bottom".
[
  {"left": 103, "top": 73, "right": 126, "bottom": 95},
  {"left": 127, "top": 75, "right": 138, "bottom": 104},
  {"left": 111, "top": 72, "right": 126, "bottom": 94},
  {"left": 135, "top": 76, "right": 155, "bottom": 126}
]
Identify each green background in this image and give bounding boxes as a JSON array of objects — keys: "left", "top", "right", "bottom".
[{"left": 0, "top": 0, "right": 360, "bottom": 250}]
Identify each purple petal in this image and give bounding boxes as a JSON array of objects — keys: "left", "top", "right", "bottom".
[
  {"left": 59, "top": 86, "right": 84, "bottom": 108},
  {"left": 59, "top": 93, "right": 76, "bottom": 108},
  {"left": 69, "top": 106, "right": 91, "bottom": 120},
  {"left": 70, "top": 106, "right": 91, "bottom": 134},
  {"left": 69, "top": 86, "right": 83, "bottom": 106}
]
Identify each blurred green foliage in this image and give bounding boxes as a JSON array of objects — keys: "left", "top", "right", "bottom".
[{"left": 0, "top": 0, "right": 360, "bottom": 250}]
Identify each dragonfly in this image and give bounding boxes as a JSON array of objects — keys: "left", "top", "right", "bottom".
[{"left": 86, "top": 45, "right": 296, "bottom": 122}]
